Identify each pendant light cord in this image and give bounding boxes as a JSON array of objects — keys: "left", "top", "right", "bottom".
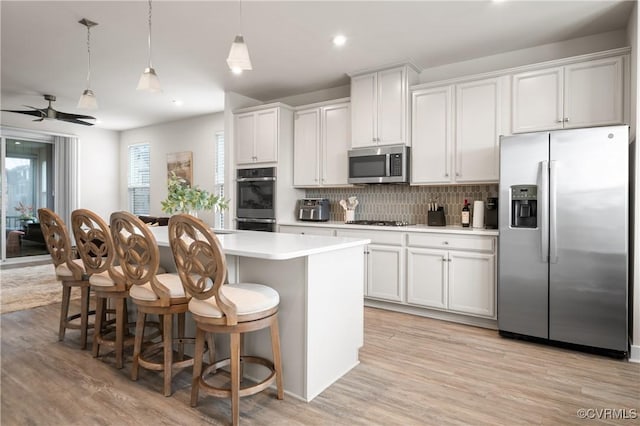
[
  {"left": 239, "top": 0, "right": 243, "bottom": 35},
  {"left": 85, "top": 25, "right": 92, "bottom": 89},
  {"left": 147, "top": 0, "right": 153, "bottom": 68}
]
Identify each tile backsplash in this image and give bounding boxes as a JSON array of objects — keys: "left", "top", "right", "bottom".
[{"left": 306, "top": 184, "right": 499, "bottom": 225}]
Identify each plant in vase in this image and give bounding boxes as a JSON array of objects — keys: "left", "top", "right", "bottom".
[
  {"left": 160, "top": 172, "right": 228, "bottom": 217},
  {"left": 15, "top": 202, "right": 35, "bottom": 222}
]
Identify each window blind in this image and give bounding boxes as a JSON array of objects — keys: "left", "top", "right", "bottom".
[{"left": 128, "top": 144, "right": 150, "bottom": 215}]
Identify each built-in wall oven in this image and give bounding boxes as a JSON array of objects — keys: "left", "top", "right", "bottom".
[{"left": 236, "top": 167, "right": 276, "bottom": 232}]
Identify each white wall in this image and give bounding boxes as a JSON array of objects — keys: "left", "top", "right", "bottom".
[
  {"left": 119, "top": 112, "right": 225, "bottom": 226},
  {"left": 0, "top": 114, "right": 120, "bottom": 220},
  {"left": 269, "top": 85, "right": 350, "bottom": 107},
  {"left": 420, "top": 29, "right": 628, "bottom": 84},
  {"left": 627, "top": 2, "right": 640, "bottom": 363}
]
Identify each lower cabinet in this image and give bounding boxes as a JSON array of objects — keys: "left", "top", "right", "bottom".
[
  {"left": 366, "top": 244, "right": 404, "bottom": 302},
  {"left": 280, "top": 224, "right": 497, "bottom": 323},
  {"left": 406, "top": 233, "right": 496, "bottom": 319}
]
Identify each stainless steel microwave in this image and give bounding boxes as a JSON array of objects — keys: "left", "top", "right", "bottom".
[{"left": 348, "top": 145, "right": 410, "bottom": 184}]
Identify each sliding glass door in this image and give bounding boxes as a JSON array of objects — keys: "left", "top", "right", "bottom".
[{"left": 1, "top": 137, "right": 54, "bottom": 261}]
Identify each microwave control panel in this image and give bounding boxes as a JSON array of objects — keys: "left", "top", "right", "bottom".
[{"left": 390, "top": 154, "right": 403, "bottom": 176}]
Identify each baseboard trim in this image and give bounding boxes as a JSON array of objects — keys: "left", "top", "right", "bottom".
[
  {"left": 630, "top": 344, "right": 640, "bottom": 363},
  {"left": 364, "top": 299, "right": 498, "bottom": 329}
]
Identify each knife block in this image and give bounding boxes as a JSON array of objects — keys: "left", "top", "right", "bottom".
[{"left": 427, "top": 208, "right": 446, "bottom": 226}]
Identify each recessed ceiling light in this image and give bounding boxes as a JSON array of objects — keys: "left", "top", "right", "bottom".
[
  {"left": 172, "top": 100, "right": 184, "bottom": 107},
  {"left": 333, "top": 35, "right": 347, "bottom": 47}
]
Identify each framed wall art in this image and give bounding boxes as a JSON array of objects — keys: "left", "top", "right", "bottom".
[{"left": 167, "top": 151, "right": 193, "bottom": 186}]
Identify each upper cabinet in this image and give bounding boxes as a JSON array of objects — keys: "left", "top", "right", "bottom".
[
  {"left": 350, "top": 65, "right": 419, "bottom": 148},
  {"left": 411, "top": 76, "right": 507, "bottom": 184},
  {"left": 235, "top": 105, "right": 292, "bottom": 165},
  {"left": 512, "top": 56, "right": 624, "bottom": 133},
  {"left": 293, "top": 100, "right": 351, "bottom": 187}
]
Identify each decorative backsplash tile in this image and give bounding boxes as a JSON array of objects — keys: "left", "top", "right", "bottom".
[{"left": 305, "top": 184, "right": 499, "bottom": 225}]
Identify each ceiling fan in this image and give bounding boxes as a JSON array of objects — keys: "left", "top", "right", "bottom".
[{"left": 1, "top": 94, "right": 96, "bottom": 126}]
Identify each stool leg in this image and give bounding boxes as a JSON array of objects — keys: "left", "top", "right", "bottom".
[
  {"left": 93, "top": 296, "right": 105, "bottom": 358},
  {"left": 270, "top": 316, "right": 284, "bottom": 400},
  {"left": 131, "top": 310, "right": 146, "bottom": 381},
  {"left": 59, "top": 284, "right": 71, "bottom": 341},
  {"left": 191, "top": 327, "right": 205, "bottom": 407},
  {"left": 239, "top": 333, "right": 245, "bottom": 383},
  {"left": 162, "top": 313, "right": 173, "bottom": 397},
  {"left": 231, "top": 332, "right": 241, "bottom": 426},
  {"left": 177, "top": 312, "right": 185, "bottom": 361},
  {"left": 79, "top": 285, "right": 90, "bottom": 350},
  {"left": 115, "top": 297, "right": 125, "bottom": 369},
  {"left": 206, "top": 333, "right": 215, "bottom": 365}
]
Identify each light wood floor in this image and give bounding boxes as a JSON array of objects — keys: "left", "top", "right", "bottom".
[{"left": 1, "top": 302, "right": 639, "bottom": 425}]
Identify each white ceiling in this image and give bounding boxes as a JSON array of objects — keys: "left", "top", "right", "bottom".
[{"left": 0, "top": 0, "right": 634, "bottom": 131}]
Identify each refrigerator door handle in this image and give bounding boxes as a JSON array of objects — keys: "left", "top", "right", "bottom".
[
  {"left": 549, "top": 160, "right": 558, "bottom": 264},
  {"left": 539, "top": 160, "right": 549, "bottom": 263}
]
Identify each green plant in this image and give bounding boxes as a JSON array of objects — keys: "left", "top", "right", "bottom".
[{"left": 160, "top": 172, "right": 228, "bottom": 215}]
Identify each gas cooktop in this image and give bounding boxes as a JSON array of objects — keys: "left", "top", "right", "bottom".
[{"left": 346, "top": 220, "right": 412, "bottom": 227}]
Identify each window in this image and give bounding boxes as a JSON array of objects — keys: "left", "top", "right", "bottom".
[
  {"left": 215, "top": 132, "right": 225, "bottom": 228},
  {"left": 128, "top": 144, "right": 150, "bottom": 215}
]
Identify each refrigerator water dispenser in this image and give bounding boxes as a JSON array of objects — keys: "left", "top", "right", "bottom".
[{"left": 511, "top": 185, "right": 537, "bottom": 228}]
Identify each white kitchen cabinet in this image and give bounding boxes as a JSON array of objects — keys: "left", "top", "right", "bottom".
[
  {"left": 335, "top": 228, "right": 404, "bottom": 302},
  {"left": 512, "top": 56, "right": 624, "bottom": 133},
  {"left": 366, "top": 244, "right": 404, "bottom": 302},
  {"left": 411, "top": 86, "right": 453, "bottom": 184},
  {"left": 411, "top": 76, "right": 503, "bottom": 184},
  {"left": 351, "top": 65, "right": 418, "bottom": 148},
  {"left": 406, "top": 233, "right": 496, "bottom": 319},
  {"left": 293, "top": 100, "right": 350, "bottom": 187},
  {"left": 235, "top": 106, "right": 279, "bottom": 165},
  {"left": 406, "top": 247, "right": 447, "bottom": 309},
  {"left": 448, "top": 251, "right": 495, "bottom": 317}
]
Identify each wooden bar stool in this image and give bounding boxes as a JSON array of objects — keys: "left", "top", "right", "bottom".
[
  {"left": 110, "top": 211, "right": 196, "bottom": 396},
  {"left": 71, "top": 209, "right": 135, "bottom": 369},
  {"left": 38, "top": 208, "right": 94, "bottom": 349},
  {"left": 168, "top": 213, "right": 283, "bottom": 426}
]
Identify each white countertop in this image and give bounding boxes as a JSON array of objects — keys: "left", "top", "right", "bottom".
[
  {"left": 279, "top": 221, "right": 499, "bottom": 236},
  {"left": 149, "top": 226, "right": 370, "bottom": 260}
]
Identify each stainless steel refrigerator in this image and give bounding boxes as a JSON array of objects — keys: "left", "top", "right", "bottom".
[{"left": 498, "top": 125, "right": 628, "bottom": 354}]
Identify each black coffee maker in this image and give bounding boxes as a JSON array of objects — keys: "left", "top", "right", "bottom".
[{"left": 485, "top": 197, "right": 498, "bottom": 229}]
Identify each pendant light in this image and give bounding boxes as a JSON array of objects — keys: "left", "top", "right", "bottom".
[
  {"left": 226, "top": 0, "right": 252, "bottom": 74},
  {"left": 137, "top": 0, "right": 161, "bottom": 92},
  {"left": 77, "top": 18, "right": 98, "bottom": 109}
]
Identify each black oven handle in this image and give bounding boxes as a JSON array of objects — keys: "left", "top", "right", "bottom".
[
  {"left": 236, "top": 218, "right": 276, "bottom": 223},
  {"left": 236, "top": 177, "right": 276, "bottom": 182}
]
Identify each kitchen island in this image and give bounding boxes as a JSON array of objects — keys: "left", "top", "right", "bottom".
[{"left": 149, "top": 227, "right": 370, "bottom": 402}]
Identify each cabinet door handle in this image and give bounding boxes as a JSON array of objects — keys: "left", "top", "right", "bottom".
[
  {"left": 564, "top": 117, "right": 569, "bottom": 122},
  {"left": 556, "top": 119, "right": 563, "bottom": 123},
  {"left": 443, "top": 241, "right": 449, "bottom": 245},
  {"left": 444, "top": 173, "right": 449, "bottom": 177}
]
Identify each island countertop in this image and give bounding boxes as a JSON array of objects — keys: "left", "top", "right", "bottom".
[{"left": 149, "top": 226, "right": 371, "bottom": 260}]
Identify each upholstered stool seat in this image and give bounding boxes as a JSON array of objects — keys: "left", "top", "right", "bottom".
[
  {"left": 189, "top": 283, "right": 279, "bottom": 318},
  {"left": 128, "top": 273, "right": 186, "bottom": 302}
]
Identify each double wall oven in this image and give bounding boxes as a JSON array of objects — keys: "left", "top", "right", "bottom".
[{"left": 236, "top": 167, "right": 276, "bottom": 232}]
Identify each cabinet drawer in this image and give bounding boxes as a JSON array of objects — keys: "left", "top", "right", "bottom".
[
  {"left": 336, "top": 229, "right": 403, "bottom": 245},
  {"left": 407, "top": 233, "right": 494, "bottom": 252}
]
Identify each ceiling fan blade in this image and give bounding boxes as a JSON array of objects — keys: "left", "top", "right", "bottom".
[
  {"left": 57, "top": 117, "right": 94, "bottom": 126},
  {"left": 1, "top": 109, "right": 44, "bottom": 118},
  {"left": 56, "top": 110, "right": 96, "bottom": 121}
]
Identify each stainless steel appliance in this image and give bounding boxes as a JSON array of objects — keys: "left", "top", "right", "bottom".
[
  {"left": 236, "top": 167, "right": 276, "bottom": 232},
  {"left": 298, "top": 198, "right": 330, "bottom": 222},
  {"left": 348, "top": 145, "right": 410, "bottom": 184},
  {"left": 485, "top": 197, "right": 498, "bottom": 229},
  {"left": 498, "top": 125, "right": 629, "bottom": 355}
]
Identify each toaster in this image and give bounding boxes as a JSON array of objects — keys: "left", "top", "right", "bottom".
[{"left": 298, "top": 198, "right": 330, "bottom": 222}]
